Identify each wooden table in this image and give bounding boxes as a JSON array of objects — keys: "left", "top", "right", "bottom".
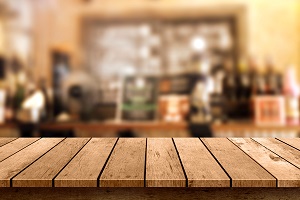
[{"left": 0, "top": 137, "right": 300, "bottom": 200}]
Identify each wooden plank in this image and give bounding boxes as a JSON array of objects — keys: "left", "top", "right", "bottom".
[
  {"left": 0, "top": 138, "right": 63, "bottom": 187},
  {"left": 173, "top": 138, "right": 230, "bottom": 187},
  {"left": 277, "top": 138, "right": 300, "bottom": 150},
  {"left": 100, "top": 138, "right": 146, "bottom": 187},
  {"left": 0, "top": 138, "right": 40, "bottom": 162},
  {"left": 230, "top": 138, "right": 300, "bottom": 187},
  {"left": 0, "top": 138, "right": 16, "bottom": 147},
  {"left": 146, "top": 138, "right": 185, "bottom": 187},
  {"left": 253, "top": 138, "right": 300, "bottom": 169},
  {"left": 201, "top": 138, "right": 276, "bottom": 187},
  {"left": 55, "top": 138, "right": 117, "bottom": 187},
  {"left": 2, "top": 188, "right": 300, "bottom": 200},
  {"left": 13, "top": 138, "right": 90, "bottom": 187}
]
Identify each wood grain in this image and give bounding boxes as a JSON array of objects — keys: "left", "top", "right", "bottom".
[
  {"left": 173, "top": 138, "right": 230, "bottom": 187},
  {"left": 277, "top": 138, "right": 300, "bottom": 150},
  {"left": 0, "top": 138, "right": 16, "bottom": 147},
  {"left": 13, "top": 138, "right": 90, "bottom": 187},
  {"left": 230, "top": 138, "right": 300, "bottom": 187},
  {"left": 0, "top": 137, "right": 299, "bottom": 188},
  {"left": 146, "top": 138, "right": 186, "bottom": 187},
  {"left": 0, "top": 138, "right": 63, "bottom": 187},
  {"left": 201, "top": 138, "right": 276, "bottom": 187},
  {"left": 55, "top": 138, "right": 117, "bottom": 187},
  {"left": 253, "top": 138, "right": 300, "bottom": 169},
  {"left": 100, "top": 138, "right": 146, "bottom": 187},
  {"left": 2, "top": 188, "right": 300, "bottom": 200},
  {"left": 0, "top": 138, "right": 40, "bottom": 162}
]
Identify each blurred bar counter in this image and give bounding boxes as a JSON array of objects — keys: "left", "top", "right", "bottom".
[{"left": 0, "top": 121, "right": 298, "bottom": 138}]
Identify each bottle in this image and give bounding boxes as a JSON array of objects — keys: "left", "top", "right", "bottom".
[
  {"left": 250, "top": 58, "right": 266, "bottom": 96},
  {"left": 283, "top": 66, "right": 300, "bottom": 125},
  {"left": 264, "top": 57, "right": 282, "bottom": 95},
  {"left": 222, "top": 58, "right": 237, "bottom": 119},
  {"left": 248, "top": 56, "right": 262, "bottom": 119},
  {"left": 0, "top": 56, "right": 6, "bottom": 124},
  {"left": 210, "top": 63, "right": 226, "bottom": 123},
  {"left": 237, "top": 57, "right": 251, "bottom": 118},
  {"left": 0, "top": 80, "right": 6, "bottom": 124},
  {"left": 190, "top": 60, "right": 214, "bottom": 123},
  {"left": 237, "top": 58, "right": 248, "bottom": 100},
  {"left": 13, "top": 71, "right": 26, "bottom": 117},
  {"left": 5, "top": 88, "right": 13, "bottom": 122},
  {"left": 39, "top": 79, "right": 52, "bottom": 122}
]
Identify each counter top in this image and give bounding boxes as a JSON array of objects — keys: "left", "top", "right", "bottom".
[
  {"left": 0, "top": 137, "right": 299, "bottom": 188},
  {"left": 0, "top": 122, "right": 299, "bottom": 138},
  {"left": 38, "top": 121, "right": 300, "bottom": 131}
]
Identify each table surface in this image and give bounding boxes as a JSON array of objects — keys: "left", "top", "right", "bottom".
[{"left": 0, "top": 137, "right": 299, "bottom": 188}]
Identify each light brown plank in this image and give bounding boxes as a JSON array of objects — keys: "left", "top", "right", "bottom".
[
  {"left": 0, "top": 138, "right": 40, "bottom": 162},
  {"left": 146, "top": 138, "right": 186, "bottom": 187},
  {"left": 277, "top": 138, "right": 300, "bottom": 150},
  {"left": 0, "top": 138, "right": 63, "bottom": 187},
  {"left": 55, "top": 138, "right": 117, "bottom": 187},
  {"left": 253, "top": 138, "right": 300, "bottom": 169},
  {"left": 201, "top": 138, "right": 276, "bottom": 187},
  {"left": 13, "top": 138, "right": 90, "bottom": 187},
  {"left": 100, "top": 138, "right": 146, "bottom": 187},
  {"left": 173, "top": 138, "right": 230, "bottom": 187},
  {"left": 0, "top": 138, "right": 16, "bottom": 147},
  {"left": 230, "top": 138, "right": 300, "bottom": 187}
]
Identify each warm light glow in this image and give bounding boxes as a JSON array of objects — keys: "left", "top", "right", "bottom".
[
  {"left": 191, "top": 37, "right": 207, "bottom": 52},
  {"left": 136, "top": 78, "right": 145, "bottom": 88}
]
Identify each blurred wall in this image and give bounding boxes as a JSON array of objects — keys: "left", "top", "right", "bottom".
[{"left": 31, "top": 0, "right": 300, "bottom": 84}]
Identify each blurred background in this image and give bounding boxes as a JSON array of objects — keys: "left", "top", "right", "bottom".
[{"left": 0, "top": 0, "right": 299, "bottom": 137}]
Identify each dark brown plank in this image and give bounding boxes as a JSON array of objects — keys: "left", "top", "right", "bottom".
[
  {"left": 55, "top": 138, "right": 117, "bottom": 187},
  {"left": 201, "top": 138, "right": 276, "bottom": 187},
  {"left": 2, "top": 188, "right": 300, "bottom": 200},
  {"left": 253, "top": 138, "right": 300, "bottom": 169},
  {"left": 13, "top": 138, "right": 90, "bottom": 187},
  {"left": 173, "top": 138, "right": 230, "bottom": 187},
  {"left": 100, "top": 138, "right": 146, "bottom": 187},
  {"left": 0, "top": 138, "right": 16, "bottom": 147},
  {"left": 230, "top": 138, "right": 300, "bottom": 187},
  {"left": 0, "top": 138, "right": 63, "bottom": 187},
  {"left": 0, "top": 138, "right": 40, "bottom": 162},
  {"left": 146, "top": 138, "right": 186, "bottom": 187}
]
